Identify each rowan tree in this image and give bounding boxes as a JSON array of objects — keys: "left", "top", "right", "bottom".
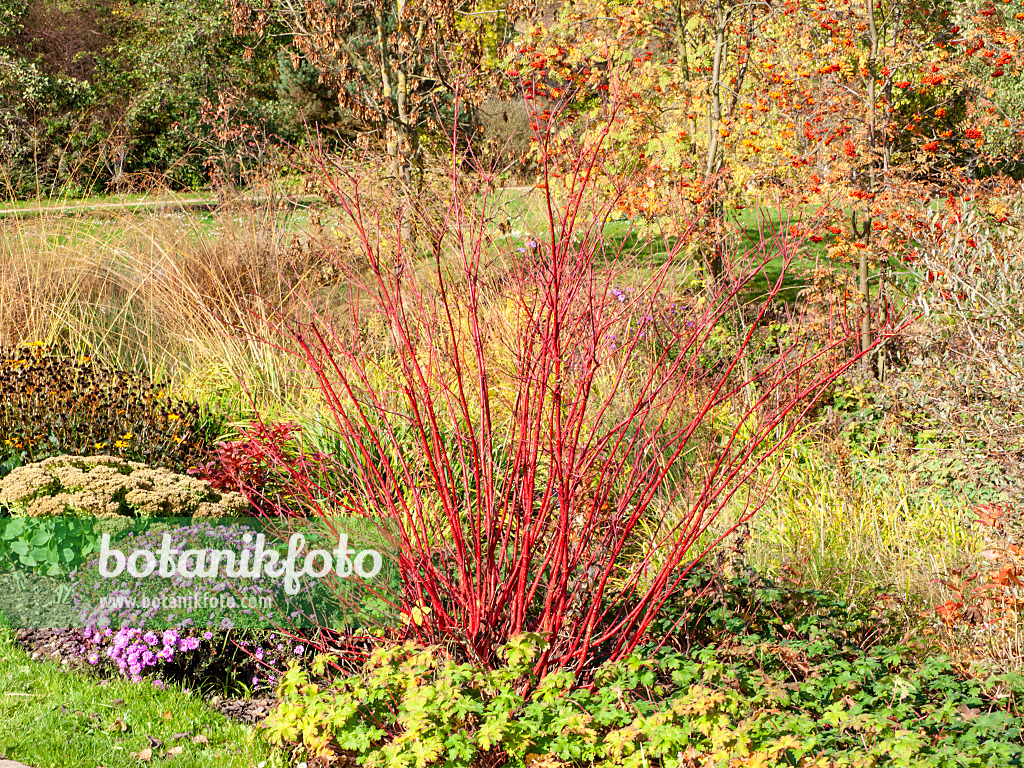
[
  {"left": 502, "top": 0, "right": 784, "bottom": 229},
  {"left": 762, "top": 0, "right": 1024, "bottom": 373},
  {"left": 504, "top": 0, "right": 1023, "bottom": 375}
]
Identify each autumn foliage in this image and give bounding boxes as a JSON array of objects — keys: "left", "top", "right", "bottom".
[{"left": 499, "top": 0, "right": 1024, "bottom": 369}]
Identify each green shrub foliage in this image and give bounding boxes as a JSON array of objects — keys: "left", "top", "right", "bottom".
[
  {"left": 0, "top": 514, "right": 98, "bottom": 575},
  {"left": 265, "top": 571, "right": 1024, "bottom": 767},
  {"left": 0, "top": 0, "right": 336, "bottom": 195}
]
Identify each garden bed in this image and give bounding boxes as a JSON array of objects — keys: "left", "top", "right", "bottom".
[{"left": 12, "top": 629, "right": 278, "bottom": 725}]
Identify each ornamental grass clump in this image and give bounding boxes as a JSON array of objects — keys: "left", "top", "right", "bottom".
[{"left": 232, "top": 105, "right": 891, "bottom": 683}]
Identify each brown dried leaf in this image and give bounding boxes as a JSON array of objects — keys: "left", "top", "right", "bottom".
[{"left": 958, "top": 703, "right": 981, "bottom": 720}]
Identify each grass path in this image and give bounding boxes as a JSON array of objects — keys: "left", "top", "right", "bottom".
[
  {"left": 0, "top": 628, "right": 268, "bottom": 768},
  {"left": 0, "top": 185, "right": 541, "bottom": 220},
  {"left": 0, "top": 194, "right": 321, "bottom": 220}
]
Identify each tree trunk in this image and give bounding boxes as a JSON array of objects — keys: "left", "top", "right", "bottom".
[
  {"left": 704, "top": 0, "right": 730, "bottom": 282},
  {"left": 673, "top": 0, "right": 695, "bottom": 157},
  {"left": 704, "top": 1, "right": 728, "bottom": 181},
  {"left": 860, "top": 0, "right": 881, "bottom": 378}
]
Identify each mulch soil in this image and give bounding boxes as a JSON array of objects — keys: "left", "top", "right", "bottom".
[{"left": 11, "top": 629, "right": 276, "bottom": 725}]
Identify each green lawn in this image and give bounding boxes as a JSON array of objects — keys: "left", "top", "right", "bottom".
[
  {"left": 595, "top": 206, "right": 848, "bottom": 305},
  {"left": 1, "top": 191, "right": 168, "bottom": 210},
  {"left": 0, "top": 191, "right": 218, "bottom": 219},
  {"left": 0, "top": 627, "right": 269, "bottom": 768}
]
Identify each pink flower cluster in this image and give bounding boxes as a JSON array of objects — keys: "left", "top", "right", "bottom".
[{"left": 83, "top": 627, "right": 201, "bottom": 682}]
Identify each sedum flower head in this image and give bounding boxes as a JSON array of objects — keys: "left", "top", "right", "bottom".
[{"left": 0, "top": 454, "right": 248, "bottom": 518}]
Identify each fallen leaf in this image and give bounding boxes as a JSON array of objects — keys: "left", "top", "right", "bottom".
[
  {"left": 109, "top": 717, "right": 128, "bottom": 733},
  {"left": 147, "top": 736, "right": 164, "bottom": 749},
  {"left": 980, "top": 549, "right": 1003, "bottom": 562},
  {"left": 162, "top": 711, "right": 172, "bottom": 720},
  {"left": 170, "top": 732, "right": 190, "bottom": 741},
  {"left": 935, "top": 600, "right": 963, "bottom": 623},
  {"left": 963, "top": 605, "right": 985, "bottom": 624},
  {"left": 990, "top": 565, "right": 1023, "bottom": 587},
  {"left": 192, "top": 734, "right": 209, "bottom": 745},
  {"left": 133, "top": 748, "right": 153, "bottom": 762},
  {"left": 974, "top": 504, "right": 1005, "bottom": 528},
  {"left": 166, "top": 746, "right": 185, "bottom": 756},
  {"left": 958, "top": 703, "right": 981, "bottom": 720}
]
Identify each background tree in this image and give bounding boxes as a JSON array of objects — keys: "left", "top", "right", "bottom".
[
  {"left": 501, "top": 0, "right": 787, "bottom": 253},
  {"left": 0, "top": 0, "right": 324, "bottom": 196},
  {"left": 0, "top": 0, "right": 113, "bottom": 195},
  {"left": 227, "top": 0, "right": 520, "bottom": 193},
  {"left": 765, "top": 0, "right": 1024, "bottom": 374},
  {"left": 506, "top": 0, "right": 1024, "bottom": 374}
]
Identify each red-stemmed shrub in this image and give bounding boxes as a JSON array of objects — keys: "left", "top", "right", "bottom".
[{"left": 230, "top": 108, "right": 890, "bottom": 682}]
